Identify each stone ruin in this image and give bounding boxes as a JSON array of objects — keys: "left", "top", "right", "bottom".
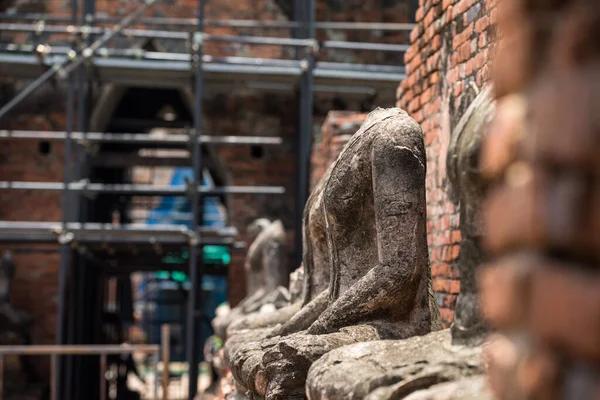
[{"left": 217, "top": 108, "right": 449, "bottom": 399}]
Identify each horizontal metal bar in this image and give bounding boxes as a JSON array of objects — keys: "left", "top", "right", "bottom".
[
  {"left": 316, "top": 61, "right": 404, "bottom": 74},
  {"left": 322, "top": 40, "right": 410, "bottom": 52},
  {"left": 0, "top": 130, "right": 283, "bottom": 146},
  {"left": 0, "top": 23, "right": 303, "bottom": 45},
  {"left": 0, "top": 233, "right": 235, "bottom": 245},
  {"left": 0, "top": 221, "right": 237, "bottom": 236},
  {"left": 0, "top": 221, "right": 238, "bottom": 244},
  {"left": 0, "top": 14, "right": 415, "bottom": 31},
  {"left": 0, "top": 53, "right": 402, "bottom": 95},
  {"left": 317, "top": 21, "right": 414, "bottom": 31},
  {"left": 0, "top": 24, "right": 409, "bottom": 51},
  {"left": 0, "top": 44, "right": 405, "bottom": 74},
  {"left": 0, "top": 345, "right": 159, "bottom": 356},
  {"left": 0, "top": 181, "right": 286, "bottom": 195},
  {"left": 203, "top": 33, "right": 313, "bottom": 47}
]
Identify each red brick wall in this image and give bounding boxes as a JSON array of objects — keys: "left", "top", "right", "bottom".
[
  {"left": 0, "top": 115, "right": 66, "bottom": 346},
  {"left": 397, "top": 0, "right": 496, "bottom": 326},
  {"left": 310, "top": 111, "right": 366, "bottom": 190}
]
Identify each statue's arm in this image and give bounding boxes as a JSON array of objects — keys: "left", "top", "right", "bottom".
[
  {"left": 268, "top": 289, "right": 329, "bottom": 337},
  {"left": 308, "top": 135, "right": 427, "bottom": 335}
]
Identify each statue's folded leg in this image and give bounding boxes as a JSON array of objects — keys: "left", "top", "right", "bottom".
[
  {"left": 225, "top": 327, "right": 275, "bottom": 366},
  {"left": 306, "top": 329, "right": 489, "bottom": 400},
  {"left": 229, "top": 334, "right": 283, "bottom": 396},
  {"left": 226, "top": 302, "right": 301, "bottom": 338},
  {"left": 253, "top": 325, "right": 383, "bottom": 400}
]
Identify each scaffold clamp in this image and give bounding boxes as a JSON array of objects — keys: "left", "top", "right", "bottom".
[
  {"left": 53, "top": 228, "right": 74, "bottom": 245},
  {"left": 188, "top": 231, "right": 201, "bottom": 247}
]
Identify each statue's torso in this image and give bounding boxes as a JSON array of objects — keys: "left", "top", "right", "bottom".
[
  {"left": 245, "top": 221, "right": 286, "bottom": 295},
  {"left": 305, "top": 110, "right": 435, "bottom": 333}
]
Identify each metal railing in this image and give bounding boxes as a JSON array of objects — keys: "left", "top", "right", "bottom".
[{"left": 0, "top": 343, "right": 160, "bottom": 400}]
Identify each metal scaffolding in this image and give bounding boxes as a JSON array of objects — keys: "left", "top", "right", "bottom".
[{"left": 0, "top": 0, "right": 412, "bottom": 398}]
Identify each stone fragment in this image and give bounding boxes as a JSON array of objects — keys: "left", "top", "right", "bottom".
[{"left": 307, "top": 330, "right": 488, "bottom": 400}]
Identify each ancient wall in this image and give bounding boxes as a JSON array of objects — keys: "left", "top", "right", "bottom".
[
  {"left": 397, "top": 0, "right": 496, "bottom": 326},
  {"left": 0, "top": 115, "right": 66, "bottom": 346}
]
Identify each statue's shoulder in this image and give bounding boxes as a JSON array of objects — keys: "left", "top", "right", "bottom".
[
  {"left": 364, "top": 107, "right": 422, "bottom": 142},
  {"left": 259, "top": 220, "right": 286, "bottom": 244}
]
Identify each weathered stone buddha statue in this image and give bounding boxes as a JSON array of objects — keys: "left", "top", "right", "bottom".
[
  {"left": 306, "top": 89, "right": 496, "bottom": 399},
  {"left": 212, "top": 218, "right": 289, "bottom": 339},
  {"left": 227, "top": 108, "right": 442, "bottom": 399},
  {"left": 447, "top": 86, "right": 495, "bottom": 346}
]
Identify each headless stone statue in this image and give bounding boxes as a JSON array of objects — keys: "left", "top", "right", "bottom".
[
  {"left": 447, "top": 86, "right": 495, "bottom": 346},
  {"left": 228, "top": 108, "right": 442, "bottom": 399},
  {"left": 212, "top": 219, "right": 289, "bottom": 339},
  {"left": 307, "top": 90, "right": 496, "bottom": 399}
]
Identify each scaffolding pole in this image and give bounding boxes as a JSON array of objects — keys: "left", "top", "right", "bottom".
[
  {"left": 0, "top": 23, "right": 410, "bottom": 53},
  {"left": 0, "top": 13, "right": 415, "bottom": 31},
  {"left": 54, "top": 0, "right": 78, "bottom": 394},
  {"left": 0, "top": 130, "right": 283, "bottom": 146},
  {"left": 0, "top": 45, "right": 406, "bottom": 75},
  {"left": 295, "top": 0, "right": 316, "bottom": 269},
  {"left": 0, "top": 221, "right": 237, "bottom": 244},
  {"left": 0, "top": 181, "right": 285, "bottom": 195},
  {"left": 187, "top": 1, "right": 205, "bottom": 398},
  {"left": 63, "top": 1, "right": 81, "bottom": 397}
]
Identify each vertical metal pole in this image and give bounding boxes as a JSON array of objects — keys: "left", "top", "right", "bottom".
[
  {"left": 50, "top": 354, "right": 57, "bottom": 400},
  {"left": 161, "top": 325, "right": 170, "bottom": 400},
  {"left": 295, "top": 0, "right": 316, "bottom": 268},
  {"left": 292, "top": 0, "right": 304, "bottom": 58},
  {"left": 72, "top": 5, "right": 94, "bottom": 398},
  {"left": 186, "top": 1, "right": 205, "bottom": 399},
  {"left": 56, "top": 0, "right": 78, "bottom": 397},
  {"left": 100, "top": 353, "right": 107, "bottom": 400}
]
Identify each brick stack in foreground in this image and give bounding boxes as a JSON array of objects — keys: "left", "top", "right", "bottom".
[{"left": 479, "top": 0, "right": 600, "bottom": 398}]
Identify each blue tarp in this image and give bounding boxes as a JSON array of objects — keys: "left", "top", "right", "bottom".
[
  {"left": 146, "top": 168, "right": 226, "bottom": 228},
  {"left": 139, "top": 168, "right": 229, "bottom": 360}
]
